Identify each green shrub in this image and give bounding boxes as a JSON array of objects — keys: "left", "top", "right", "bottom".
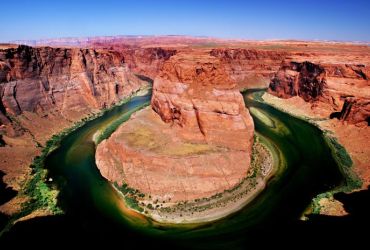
[
  {"left": 325, "top": 136, "right": 362, "bottom": 192},
  {"left": 124, "top": 196, "right": 143, "bottom": 212}
]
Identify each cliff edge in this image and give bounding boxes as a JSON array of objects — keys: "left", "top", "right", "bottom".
[{"left": 96, "top": 52, "right": 254, "bottom": 202}]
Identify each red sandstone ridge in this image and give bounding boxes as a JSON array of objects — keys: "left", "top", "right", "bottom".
[
  {"left": 269, "top": 61, "right": 370, "bottom": 126},
  {"left": 151, "top": 52, "right": 254, "bottom": 150},
  {"left": 332, "top": 97, "right": 370, "bottom": 126},
  {"left": 0, "top": 45, "right": 151, "bottom": 198},
  {"left": 0, "top": 45, "right": 145, "bottom": 120},
  {"left": 96, "top": 52, "right": 254, "bottom": 202},
  {"left": 210, "top": 48, "right": 288, "bottom": 89},
  {"left": 269, "top": 61, "right": 327, "bottom": 101},
  {"left": 2, "top": 37, "right": 370, "bottom": 219},
  {"left": 0, "top": 43, "right": 177, "bottom": 217},
  {"left": 118, "top": 47, "right": 176, "bottom": 79}
]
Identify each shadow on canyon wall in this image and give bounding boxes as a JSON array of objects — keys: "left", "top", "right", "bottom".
[
  {"left": 0, "top": 186, "right": 368, "bottom": 248},
  {"left": 0, "top": 171, "right": 17, "bottom": 205},
  {"left": 0, "top": 170, "right": 17, "bottom": 231}
]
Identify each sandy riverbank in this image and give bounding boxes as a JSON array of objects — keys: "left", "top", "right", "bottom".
[
  {"left": 262, "top": 92, "right": 369, "bottom": 216},
  {"left": 262, "top": 92, "right": 369, "bottom": 188}
]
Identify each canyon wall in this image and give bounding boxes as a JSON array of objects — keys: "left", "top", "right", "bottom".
[
  {"left": 151, "top": 51, "right": 254, "bottom": 149},
  {"left": 0, "top": 45, "right": 158, "bottom": 197},
  {"left": 0, "top": 45, "right": 145, "bottom": 123},
  {"left": 119, "top": 47, "right": 176, "bottom": 79},
  {"left": 1, "top": 38, "right": 369, "bottom": 214},
  {"left": 96, "top": 52, "right": 255, "bottom": 202},
  {"left": 269, "top": 61, "right": 370, "bottom": 126},
  {"left": 210, "top": 48, "right": 288, "bottom": 89}
]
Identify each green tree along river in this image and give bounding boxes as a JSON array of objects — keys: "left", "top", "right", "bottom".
[{"left": 1, "top": 89, "right": 352, "bottom": 248}]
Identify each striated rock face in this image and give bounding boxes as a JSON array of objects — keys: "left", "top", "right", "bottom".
[
  {"left": 151, "top": 53, "right": 254, "bottom": 150},
  {"left": 269, "top": 61, "right": 326, "bottom": 101},
  {"left": 333, "top": 97, "right": 370, "bottom": 125},
  {"left": 0, "top": 45, "right": 151, "bottom": 195},
  {"left": 96, "top": 53, "right": 254, "bottom": 202},
  {"left": 120, "top": 47, "right": 177, "bottom": 79},
  {"left": 96, "top": 108, "right": 253, "bottom": 202},
  {"left": 325, "top": 64, "right": 369, "bottom": 80},
  {"left": 269, "top": 60, "right": 370, "bottom": 126},
  {"left": 0, "top": 45, "right": 147, "bottom": 121},
  {"left": 210, "top": 49, "right": 288, "bottom": 89}
]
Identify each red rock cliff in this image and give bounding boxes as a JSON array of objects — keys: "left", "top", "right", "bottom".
[
  {"left": 210, "top": 48, "right": 288, "bottom": 88},
  {"left": 120, "top": 47, "right": 177, "bottom": 79},
  {"left": 0, "top": 45, "right": 154, "bottom": 193},
  {"left": 269, "top": 61, "right": 327, "bottom": 101},
  {"left": 0, "top": 45, "right": 149, "bottom": 122},
  {"left": 151, "top": 52, "right": 254, "bottom": 150},
  {"left": 269, "top": 60, "right": 370, "bottom": 126},
  {"left": 96, "top": 51, "right": 255, "bottom": 202}
]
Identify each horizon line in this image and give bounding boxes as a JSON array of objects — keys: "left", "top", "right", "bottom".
[{"left": 4, "top": 34, "right": 370, "bottom": 46}]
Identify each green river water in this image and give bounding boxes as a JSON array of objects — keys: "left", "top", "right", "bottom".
[{"left": 2, "top": 89, "right": 347, "bottom": 248}]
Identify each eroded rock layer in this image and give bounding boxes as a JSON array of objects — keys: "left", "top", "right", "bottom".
[
  {"left": 210, "top": 48, "right": 288, "bottom": 88},
  {"left": 269, "top": 61, "right": 370, "bottom": 126},
  {"left": 0, "top": 45, "right": 145, "bottom": 120},
  {"left": 0, "top": 45, "right": 154, "bottom": 195},
  {"left": 96, "top": 53, "right": 254, "bottom": 202},
  {"left": 1, "top": 37, "right": 370, "bottom": 216}
]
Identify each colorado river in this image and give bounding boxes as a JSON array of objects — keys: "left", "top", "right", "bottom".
[{"left": 3, "top": 89, "right": 345, "bottom": 248}]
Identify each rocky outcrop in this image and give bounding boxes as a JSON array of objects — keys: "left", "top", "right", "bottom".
[
  {"left": 269, "top": 61, "right": 370, "bottom": 126},
  {"left": 0, "top": 45, "right": 150, "bottom": 197},
  {"left": 210, "top": 48, "right": 288, "bottom": 88},
  {"left": 332, "top": 97, "right": 370, "bottom": 126},
  {"left": 0, "top": 45, "right": 148, "bottom": 119},
  {"left": 96, "top": 53, "right": 255, "bottom": 202},
  {"left": 120, "top": 48, "right": 177, "bottom": 79},
  {"left": 269, "top": 61, "right": 326, "bottom": 101},
  {"left": 325, "top": 64, "right": 369, "bottom": 80},
  {"left": 96, "top": 108, "right": 254, "bottom": 202},
  {"left": 151, "top": 53, "right": 254, "bottom": 149}
]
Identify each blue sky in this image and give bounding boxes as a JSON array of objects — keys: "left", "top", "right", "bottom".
[{"left": 1, "top": 0, "right": 369, "bottom": 42}]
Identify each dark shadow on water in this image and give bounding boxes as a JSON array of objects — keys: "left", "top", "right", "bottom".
[
  {"left": 0, "top": 213, "right": 179, "bottom": 248},
  {"left": 234, "top": 186, "right": 369, "bottom": 248},
  {"left": 292, "top": 186, "right": 369, "bottom": 247},
  {"left": 135, "top": 74, "right": 154, "bottom": 84},
  {"left": 0, "top": 170, "right": 17, "bottom": 231},
  {"left": 289, "top": 186, "right": 369, "bottom": 246},
  {"left": 0, "top": 213, "right": 9, "bottom": 235},
  {"left": 1, "top": 187, "right": 368, "bottom": 249},
  {"left": 0, "top": 171, "right": 17, "bottom": 206}
]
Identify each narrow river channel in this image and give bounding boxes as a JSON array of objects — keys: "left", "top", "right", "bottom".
[{"left": 2, "top": 89, "right": 345, "bottom": 248}]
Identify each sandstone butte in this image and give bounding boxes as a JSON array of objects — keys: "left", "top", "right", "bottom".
[
  {"left": 95, "top": 51, "right": 255, "bottom": 202},
  {"left": 1, "top": 37, "right": 370, "bottom": 219}
]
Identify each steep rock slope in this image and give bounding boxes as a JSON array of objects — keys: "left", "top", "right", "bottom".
[
  {"left": 152, "top": 52, "right": 254, "bottom": 149},
  {"left": 0, "top": 45, "right": 145, "bottom": 122},
  {"left": 0, "top": 45, "right": 151, "bottom": 200},
  {"left": 96, "top": 52, "right": 254, "bottom": 202},
  {"left": 210, "top": 48, "right": 288, "bottom": 88},
  {"left": 120, "top": 47, "right": 177, "bottom": 79},
  {"left": 269, "top": 61, "right": 370, "bottom": 126},
  {"left": 266, "top": 57, "right": 370, "bottom": 190}
]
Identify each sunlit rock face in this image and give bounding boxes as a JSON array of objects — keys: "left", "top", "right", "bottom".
[
  {"left": 96, "top": 52, "right": 254, "bottom": 202},
  {"left": 269, "top": 61, "right": 370, "bottom": 126},
  {"left": 0, "top": 45, "right": 148, "bottom": 121}
]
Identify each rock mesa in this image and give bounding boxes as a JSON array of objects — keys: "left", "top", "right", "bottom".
[{"left": 96, "top": 53, "right": 254, "bottom": 202}]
